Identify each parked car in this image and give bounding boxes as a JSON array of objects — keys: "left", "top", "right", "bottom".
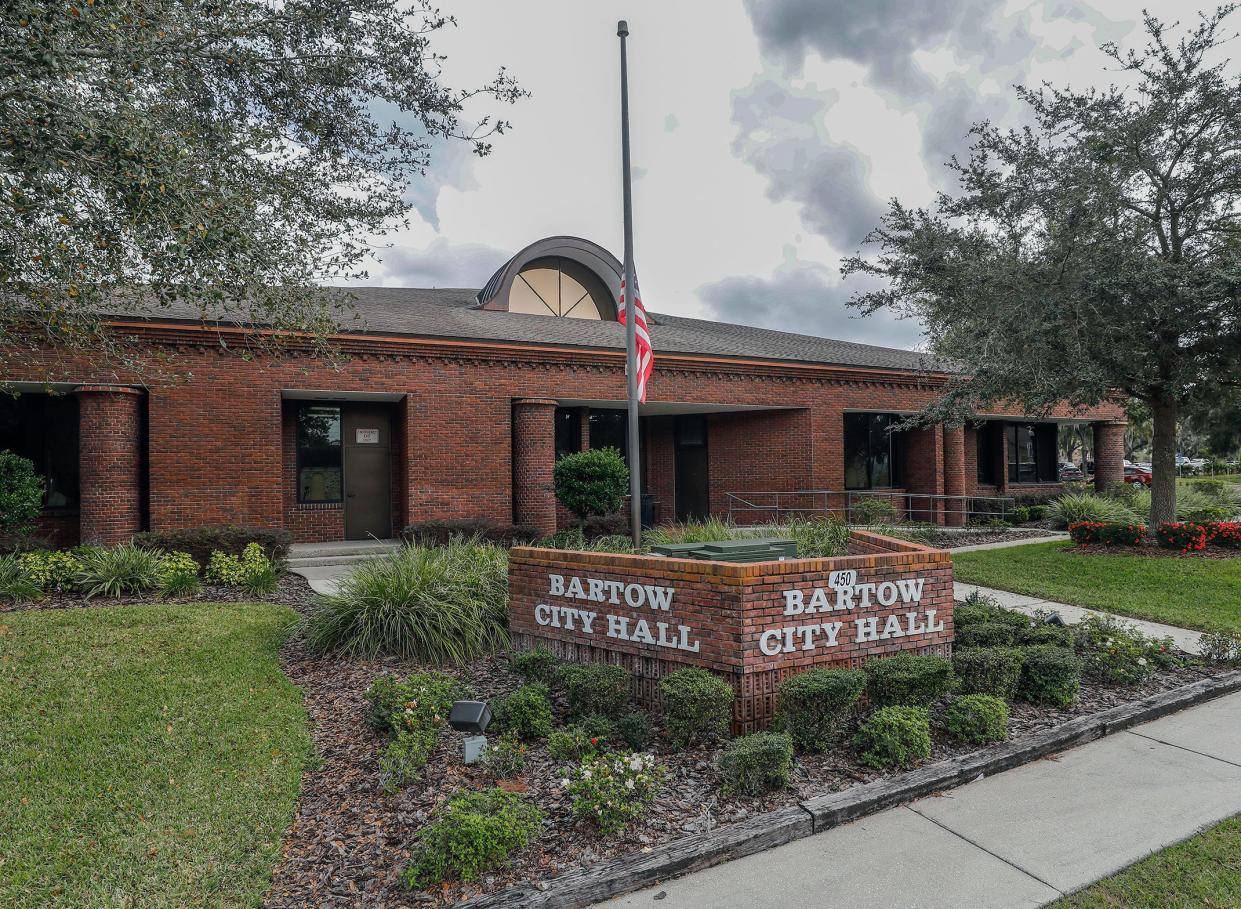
[
  {"left": 1124, "top": 465, "right": 1153, "bottom": 487},
  {"left": 1059, "top": 462, "right": 1085, "bottom": 482}
]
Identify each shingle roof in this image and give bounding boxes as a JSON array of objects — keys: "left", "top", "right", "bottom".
[{"left": 120, "top": 285, "right": 947, "bottom": 374}]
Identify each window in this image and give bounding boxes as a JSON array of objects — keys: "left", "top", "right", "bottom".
[
  {"left": 297, "top": 404, "right": 342, "bottom": 503},
  {"left": 1006, "top": 423, "right": 1058, "bottom": 483},
  {"left": 554, "top": 408, "right": 581, "bottom": 460},
  {"left": 588, "top": 409, "right": 628, "bottom": 463},
  {"left": 975, "top": 422, "right": 997, "bottom": 485},
  {"left": 844, "top": 413, "right": 904, "bottom": 489},
  {"left": 508, "top": 258, "right": 607, "bottom": 319},
  {"left": 0, "top": 393, "right": 80, "bottom": 509}
]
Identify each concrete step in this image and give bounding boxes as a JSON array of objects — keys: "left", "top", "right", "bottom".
[
  {"left": 288, "top": 539, "right": 402, "bottom": 558},
  {"left": 287, "top": 551, "right": 400, "bottom": 569}
]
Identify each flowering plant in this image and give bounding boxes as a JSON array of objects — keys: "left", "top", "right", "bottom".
[
  {"left": 1203, "top": 521, "right": 1241, "bottom": 549},
  {"left": 18, "top": 549, "right": 82, "bottom": 590},
  {"left": 565, "top": 751, "right": 663, "bottom": 835},
  {"left": 1072, "top": 614, "right": 1177, "bottom": 684},
  {"left": 1156, "top": 522, "right": 1208, "bottom": 553},
  {"left": 1068, "top": 521, "right": 1146, "bottom": 546}
]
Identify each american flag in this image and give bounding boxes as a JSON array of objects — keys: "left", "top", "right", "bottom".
[{"left": 618, "top": 275, "right": 653, "bottom": 403}]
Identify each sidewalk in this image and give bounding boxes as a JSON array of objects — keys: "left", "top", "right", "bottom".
[{"left": 598, "top": 691, "right": 1241, "bottom": 909}]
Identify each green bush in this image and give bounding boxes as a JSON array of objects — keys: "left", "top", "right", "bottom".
[
  {"left": 74, "top": 543, "right": 164, "bottom": 598},
  {"left": 1010, "top": 506, "right": 1032, "bottom": 524},
  {"left": 17, "top": 548, "right": 82, "bottom": 591},
  {"left": 954, "top": 592, "right": 1030, "bottom": 631},
  {"left": 379, "top": 727, "right": 439, "bottom": 793},
  {"left": 782, "top": 516, "right": 851, "bottom": 557},
  {"left": 772, "top": 668, "right": 866, "bottom": 752},
  {"left": 305, "top": 540, "right": 508, "bottom": 663},
  {"left": 1017, "top": 622, "right": 1075, "bottom": 648},
  {"left": 717, "top": 732, "right": 794, "bottom": 796},
  {"left": 1200, "top": 630, "right": 1241, "bottom": 664},
  {"left": 615, "top": 711, "right": 653, "bottom": 750},
  {"left": 553, "top": 448, "right": 629, "bottom": 519},
  {"left": 0, "top": 450, "right": 44, "bottom": 540},
  {"left": 952, "top": 647, "right": 1024, "bottom": 700},
  {"left": 560, "top": 663, "right": 632, "bottom": 719},
  {"left": 480, "top": 734, "right": 527, "bottom": 781},
  {"left": 864, "top": 653, "right": 955, "bottom": 708},
  {"left": 401, "top": 788, "right": 544, "bottom": 888},
  {"left": 132, "top": 524, "right": 291, "bottom": 568},
  {"left": 567, "top": 751, "right": 664, "bottom": 835},
  {"left": 204, "top": 542, "right": 279, "bottom": 593},
  {"left": 1017, "top": 646, "right": 1081, "bottom": 706},
  {"left": 160, "top": 568, "right": 202, "bottom": 597},
  {"left": 0, "top": 552, "right": 42, "bottom": 602},
  {"left": 509, "top": 646, "right": 560, "bottom": 684},
  {"left": 547, "top": 717, "right": 614, "bottom": 763},
  {"left": 849, "top": 497, "right": 898, "bottom": 525},
  {"left": 1072, "top": 614, "right": 1175, "bottom": 685},
  {"left": 1048, "top": 492, "right": 1138, "bottom": 529},
  {"left": 658, "top": 668, "right": 734, "bottom": 749},
  {"left": 493, "top": 684, "right": 554, "bottom": 739},
  {"left": 854, "top": 706, "right": 932, "bottom": 769},
  {"left": 1027, "top": 504, "right": 1048, "bottom": 521},
  {"left": 955, "top": 622, "right": 1019, "bottom": 649},
  {"left": 944, "top": 694, "right": 1009, "bottom": 744},
  {"left": 363, "top": 672, "right": 466, "bottom": 732}
]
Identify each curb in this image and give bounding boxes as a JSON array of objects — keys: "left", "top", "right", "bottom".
[{"left": 458, "top": 670, "right": 1241, "bottom": 909}]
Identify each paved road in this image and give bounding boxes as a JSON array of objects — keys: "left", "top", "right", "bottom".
[{"left": 598, "top": 691, "right": 1241, "bottom": 909}]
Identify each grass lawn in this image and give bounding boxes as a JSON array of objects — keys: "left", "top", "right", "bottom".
[
  {"left": 1055, "top": 814, "right": 1241, "bottom": 908},
  {"left": 0, "top": 602, "right": 312, "bottom": 909},
  {"left": 953, "top": 541, "right": 1241, "bottom": 634}
]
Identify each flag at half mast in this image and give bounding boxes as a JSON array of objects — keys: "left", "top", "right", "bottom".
[{"left": 618, "top": 276, "right": 652, "bottom": 403}]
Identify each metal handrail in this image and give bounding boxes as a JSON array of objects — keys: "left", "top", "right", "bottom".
[{"left": 724, "top": 489, "right": 1018, "bottom": 525}]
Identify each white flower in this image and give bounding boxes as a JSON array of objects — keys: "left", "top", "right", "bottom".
[
  {"left": 625, "top": 778, "right": 635, "bottom": 789},
  {"left": 628, "top": 757, "right": 643, "bottom": 772},
  {"left": 1138, "top": 657, "right": 1148, "bottom": 666},
  {"left": 560, "top": 778, "right": 570, "bottom": 788}
]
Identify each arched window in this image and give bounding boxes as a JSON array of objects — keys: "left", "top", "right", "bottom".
[{"left": 507, "top": 257, "right": 608, "bottom": 320}]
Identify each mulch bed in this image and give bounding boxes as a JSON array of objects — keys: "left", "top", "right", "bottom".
[
  {"left": 263, "top": 586, "right": 1227, "bottom": 909},
  {"left": 1069, "top": 543, "right": 1241, "bottom": 560},
  {"left": 899, "top": 528, "right": 1059, "bottom": 549}
]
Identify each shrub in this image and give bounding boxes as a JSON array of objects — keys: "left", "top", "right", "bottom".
[
  {"left": 1177, "top": 486, "right": 1234, "bottom": 523},
  {"left": 363, "top": 672, "right": 466, "bottom": 732},
  {"left": 952, "top": 647, "right": 1024, "bottom": 700},
  {"left": 160, "top": 569, "right": 202, "bottom": 597},
  {"left": 849, "top": 497, "right": 898, "bottom": 525},
  {"left": 955, "top": 622, "right": 1019, "bottom": 649},
  {"left": 132, "top": 525, "right": 291, "bottom": 568},
  {"left": 480, "top": 734, "right": 527, "bottom": 781},
  {"left": 379, "top": 727, "right": 439, "bottom": 793},
  {"left": 782, "top": 516, "right": 851, "bottom": 558},
  {"left": 1072, "top": 615, "right": 1175, "bottom": 684},
  {"left": 493, "top": 684, "right": 554, "bottom": 739},
  {"left": 1048, "top": 493, "right": 1138, "bottom": 529},
  {"left": 547, "top": 719, "right": 614, "bottom": 763},
  {"left": 0, "top": 553, "right": 41, "bottom": 602},
  {"left": 553, "top": 448, "right": 630, "bottom": 519},
  {"left": 864, "top": 653, "right": 955, "bottom": 708},
  {"left": 401, "top": 788, "right": 543, "bottom": 888},
  {"left": 560, "top": 663, "right": 632, "bottom": 719},
  {"left": 1069, "top": 521, "right": 1146, "bottom": 546},
  {"left": 615, "top": 711, "right": 653, "bottom": 750},
  {"left": 581, "top": 513, "right": 630, "bottom": 539},
  {"left": 1016, "top": 646, "right": 1081, "bottom": 706},
  {"left": 1205, "top": 522, "right": 1241, "bottom": 548},
  {"left": 74, "top": 543, "right": 163, "bottom": 598},
  {"left": 305, "top": 540, "right": 509, "bottom": 663},
  {"left": 854, "top": 706, "right": 932, "bottom": 769},
  {"left": 566, "top": 752, "right": 663, "bottom": 835},
  {"left": 954, "top": 592, "right": 1029, "bottom": 631},
  {"left": 944, "top": 694, "right": 1009, "bottom": 744},
  {"left": 17, "top": 549, "right": 82, "bottom": 591},
  {"left": 1027, "top": 504, "right": 1048, "bottom": 521},
  {"left": 1017, "top": 622, "right": 1075, "bottom": 648},
  {"left": 1009, "top": 505, "right": 1031, "bottom": 524},
  {"left": 658, "top": 668, "right": 734, "bottom": 748},
  {"left": 717, "top": 732, "right": 794, "bottom": 796},
  {"left": 509, "top": 646, "right": 560, "bottom": 685},
  {"left": 402, "top": 519, "right": 540, "bottom": 547},
  {"left": 771, "top": 668, "right": 866, "bottom": 752},
  {"left": 204, "top": 542, "right": 279, "bottom": 592},
  {"left": 1199, "top": 630, "right": 1241, "bottom": 664},
  {"left": 1156, "top": 522, "right": 1209, "bottom": 553},
  {"left": 0, "top": 450, "right": 44, "bottom": 540}
]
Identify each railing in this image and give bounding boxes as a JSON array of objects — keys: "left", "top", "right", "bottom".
[{"left": 724, "top": 489, "right": 1017, "bottom": 525}]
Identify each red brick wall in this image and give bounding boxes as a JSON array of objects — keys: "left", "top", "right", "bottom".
[
  {"left": 6, "top": 326, "right": 1126, "bottom": 543},
  {"left": 509, "top": 530, "right": 953, "bottom": 733},
  {"left": 76, "top": 385, "right": 144, "bottom": 545},
  {"left": 513, "top": 398, "right": 558, "bottom": 536}
]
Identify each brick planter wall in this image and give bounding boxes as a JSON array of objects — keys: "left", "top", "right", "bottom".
[{"left": 509, "top": 531, "right": 954, "bottom": 734}]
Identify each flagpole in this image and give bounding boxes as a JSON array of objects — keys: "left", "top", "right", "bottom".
[{"left": 618, "top": 19, "right": 642, "bottom": 550}]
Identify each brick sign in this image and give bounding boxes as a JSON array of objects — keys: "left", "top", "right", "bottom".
[{"left": 508, "top": 531, "right": 954, "bottom": 733}]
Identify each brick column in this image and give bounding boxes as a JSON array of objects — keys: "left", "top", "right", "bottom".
[
  {"left": 76, "top": 385, "right": 144, "bottom": 545},
  {"left": 942, "top": 425, "right": 967, "bottom": 526},
  {"left": 513, "top": 398, "right": 559, "bottom": 537},
  {"left": 1093, "top": 421, "right": 1126, "bottom": 491}
]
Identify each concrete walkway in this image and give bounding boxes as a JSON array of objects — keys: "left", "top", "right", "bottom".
[
  {"left": 955, "top": 581, "right": 1206, "bottom": 655},
  {"left": 599, "top": 691, "right": 1241, "bottom": 909}
]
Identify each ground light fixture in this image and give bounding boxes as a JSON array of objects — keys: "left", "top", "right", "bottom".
[{"left": 449, "top": 700, "right": 492, "bottom": 764}]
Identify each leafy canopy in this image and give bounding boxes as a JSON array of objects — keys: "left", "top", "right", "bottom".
[
  {"left": 554, "top": 447, "right": 630, "bottom": 519},
  {"left": 1, "top": 1, "right": 525, "bottom": 372}
]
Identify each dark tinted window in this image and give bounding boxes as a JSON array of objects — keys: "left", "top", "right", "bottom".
[
  {"left": 976, "top": 423, "right": 997, "bottom": 485},
  {"left": 588, "top": 410, "right": 628, "bottom": 463},
  {"left": 844, "top": 413, "right": 904, "bottom": 489},
  {"left": 1007, "top": 423, "right": 1058, "bottom": 483},
  {"left": 297, "top": 404, "right": 342, "bottom": 503},
  {"left": 0, "top": 394, "right": 80, "bottom": 509}
]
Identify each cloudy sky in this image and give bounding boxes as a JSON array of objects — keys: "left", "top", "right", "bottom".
[{"left": 355, "top": 0, "right": 1201, "bottom": 351}]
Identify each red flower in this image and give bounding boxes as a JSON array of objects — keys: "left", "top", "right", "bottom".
[{"left": 590, "top": 737, "right": 599, "bottom": 745}]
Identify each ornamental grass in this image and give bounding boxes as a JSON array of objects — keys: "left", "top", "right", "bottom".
[{"left": 305, "top": 539, "right": 509, "bottom": 663}]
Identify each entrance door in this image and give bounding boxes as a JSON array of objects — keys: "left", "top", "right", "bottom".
[
  {"left": 342, "top": 405, "right": 392, "bottom": 540},
  {"left": 675, "top": 415, "right": 710, "bottom": 522}
]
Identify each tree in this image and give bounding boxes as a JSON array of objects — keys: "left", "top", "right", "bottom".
[
  {"left": 1, "top": 1, "right": 525, "bottom": 374},
  {"left": 0, "top": 450, "right": 44, "bottom": 542},
  {"left": 845, "top": 7, "right": 1241, "bottom": 525},
  {"left": 553, "top": 449, "right": 630, "bottom": 520}
]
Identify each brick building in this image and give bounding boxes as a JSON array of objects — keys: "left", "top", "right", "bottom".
[{"left": 1, "top": 236, "right": 1125, "bottom": 546}]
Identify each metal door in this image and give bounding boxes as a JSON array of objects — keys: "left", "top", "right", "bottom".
[{"left": 342, "top": 405, "right": 392, "bottom": 540}]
